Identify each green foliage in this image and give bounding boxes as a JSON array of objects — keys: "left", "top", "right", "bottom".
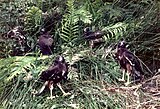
[
  {"left": 0, "top": 1, "right": 24, "bottom": 32},
  {"left": 0, "top": 0, "right": 160, "bottom": 108},
  {"left": 96, "top": 3, "right": 124, "bottom": 27},
  {"left": 60, "top": 21, "right": 79, "bottom": 46},
  {"left": 0, "top": 38, "right": 25, "bottom": 57},
  {"left": 102, "top": 22, "right": 129, "bottom": 41},
  {"left": 0, "top": 49, "right": 122, "bottom": 109},
  {"left": 74, "top": 6, "right": 92, "bottom": 24},
  {"left": 0, "top": 0, "right": 42, "bottom": 57},
  {"left": 60, "top": 0, "right": 92, "bottom": 46},
  {"left": 0, "top": 56, "right": 48, "bottom": 82},
  {"left": 64, "top": 0, "right": 92, "bottom": 24},
  {"left": 0, "top": 38, "right": 12, "bottom": 58},
  {"left": 0, "top": 55, "right": 53, "bottom": 107},
  {"left": 25, "top": 6, "right": 42, "bottom": 31}
]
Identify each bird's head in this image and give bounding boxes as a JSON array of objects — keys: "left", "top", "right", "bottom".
[
  {"left": 40, "top": 28, "right": 46, "bottom": 35},
  {"left": 55, "top": 56, "right": 65, "bottom": 63},
  {"left": 117, "top": 40, "right": 127, "bottom": 48},
  {"left": 83, "top": 27, "right": 90, "bottom": 33},
  {"left": 107, "top": 40, "right": 127, "bottom": 59},
  {"left": 40, "top": 28, "right": 51, "bottom": 35},
  {"left": 117, "top": 39, "right": 129, "bottom": 49},
  {"left": 83, "top": 27, "right": 92, "bottom": 37}
]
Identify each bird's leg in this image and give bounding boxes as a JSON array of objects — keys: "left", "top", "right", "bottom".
[
  {"left": 124, "top": 73, "right": 130, "bottom": 86},
  {"left": 90, "top": 41, "right": 94, "bottom": 49},
  {"left": 118, "top": 69, "right": 125, "bottom": 82},
  {"left": 47, "top": 82, "right": 55, "bottom": 99},
  {"left": 125, "top": 64, "right": 132, "bottom": 86},
  {"left": 50, "top": 84, "right": 54, "bottom": 99},
  {"left": 57, "top": 83, "right": 71, "bottom": 96}
]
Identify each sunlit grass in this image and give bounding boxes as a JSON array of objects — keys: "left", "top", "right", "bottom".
[
  {"left": 0, "top": 0, "right": 160, "bottom": 109},
  {"left": 0, "top": 48, "right": 123, "bottom": 109}
]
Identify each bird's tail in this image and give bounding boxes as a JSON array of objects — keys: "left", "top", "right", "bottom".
[{"left": 35, "top": 81, "right": 49, "bottom": 96}]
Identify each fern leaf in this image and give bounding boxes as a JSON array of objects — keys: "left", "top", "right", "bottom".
[
  {"left": 102, "top": 22, "right": 129, "bottom": 40},
  {"left": 0, "top": 56, "right": 50, "bottom": 82}
]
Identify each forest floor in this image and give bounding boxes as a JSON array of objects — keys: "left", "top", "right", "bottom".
[{"left": 104, "top": 74, "right": 160, "bottom": 109}]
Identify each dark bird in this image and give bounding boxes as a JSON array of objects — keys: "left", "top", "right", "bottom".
[
  {"left": 114, "top": 40, "right": 144, "bottom": 86},
  {"left": 35, "top": 56, "right": 70, "bottom": 99},
  {"left": 83, "top": 27, "right": 104, "bottom": 49},
  {"left": 7, "top": 26, "right": 26, "bottom": 46},
  {"left": 38, "top": 29, "right": 53, "bottom": 55},
  {"left": 5, "top": 26, "right": 27, "bottom": 56}
]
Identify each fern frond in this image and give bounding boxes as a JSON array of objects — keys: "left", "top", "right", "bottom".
[
  {"left": 25, "top": 6, "right": 42, "bottom": 28},
  {"left": 0, "top": 56, "right": 50, "bottom": 82},
  {"left": 102, "top": 22, "right": 128, "bottom": 41},
  {"left": 60, "top": 0, "right": 92, "bottom": 45},
  {"left": 60, "top": 21, "right": 79, "bottom": 43},
  {"left": 60, "top": 0, "right": 78, "bottom": 45},
  {"left": 74, "top": 6, "right": 92, "bottom": 24}
]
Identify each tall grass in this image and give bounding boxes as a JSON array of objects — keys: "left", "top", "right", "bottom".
[
  {"left": 0, "top": 51, "right": 123, "bottom": 109},
  {"left": 0, "top": 0, "right": 160, "bottom": 109}
]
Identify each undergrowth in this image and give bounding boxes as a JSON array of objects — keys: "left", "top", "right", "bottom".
[
  {"left": 0, "top": 0, "right": 160, "bottom": 109},
  {"left": 0, "top": 50, "right": 123, "bottom": 109}
]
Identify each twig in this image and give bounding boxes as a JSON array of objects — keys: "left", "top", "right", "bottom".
[
  {"left": 135, "top": 54, "right": 153, "bottom": 74},
  {"left": 142, "top": 74, "right": 160, "bottom": 84},
  {"left": 105, "top": 84, "right": 142, "bottom": 92},
  {"left": 127, "top": 99, "right": 159, "bottom": 108}
]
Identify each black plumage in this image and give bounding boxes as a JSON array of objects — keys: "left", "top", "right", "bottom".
[
  {"left": 83, "top": 27, "right": 104, "bottom": 40},
  {"left": 40, "top": 56, "right": 68, "bottom": 83},
  {"left": 38, "top": 29, "right": 53, "bottom": 55},
  {"left": 35, "top": 56, "right": 70, "bottom": 99},
  {"left": 114, "top": 40, "right": 144, "bottom": 85},
  {"left": 83, "top": 27, "right": 104, "bottom": 48}
]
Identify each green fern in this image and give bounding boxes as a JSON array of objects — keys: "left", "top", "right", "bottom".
[
  {"left": 74, "top": 6, "right": 92, "bottom": 24},
  {"left": 0, "top": 56, "right": 50, "bottom": 82},
  {"left": 60, "top": 0, "right": 92, "bottom": 45},
  {"left": 25, "top": 6, "right": 42, "bottom": 29},
  {"left": 102, "top": 22, "right": 129, "bottom": 41},
  {"left": 60, "top": 20, "right": 79, "bottom": 44}
]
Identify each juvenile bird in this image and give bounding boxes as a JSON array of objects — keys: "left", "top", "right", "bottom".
[
  {"left": 35, "top": 56, "right": 70, "bottom": 99},
  {"left": 114, "top": 40, "right": 144, "bottom": 86},
  {"left": 7, "top": 26, "right": 26, "bottom": 46},
  {"left": 6, "top": 26, "right": 27, "bottom": 56},
  {"left": 83, "top": 27, "right": 104, "bottom": 49},
  {"left": 38, "top": 29, "right": 53, "bottom": 55}
]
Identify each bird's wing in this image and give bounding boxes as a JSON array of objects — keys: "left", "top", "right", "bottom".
[
  {"left": 123, "top": 51, "right": 136, "bottom": 66},
  {"left": 40, "top": 65, "right": 59, "bottom": 80},
  {"left": 123, "top": 51, "right": 144, "bottom": 76},
  {"left": 47, "top": 63, "right": 59, "bottom": 71}
]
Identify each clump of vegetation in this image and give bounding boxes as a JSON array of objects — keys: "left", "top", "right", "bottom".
[{"left": 0, "top": 0, "right": 160, "bottom": 108}]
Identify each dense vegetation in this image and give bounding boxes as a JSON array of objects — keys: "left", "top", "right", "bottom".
[{"left": 0, "top": 0, "right": 160, "bottom": 108}]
